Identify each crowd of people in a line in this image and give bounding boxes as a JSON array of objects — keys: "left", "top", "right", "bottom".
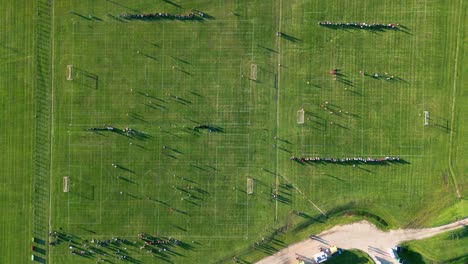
[
  {"left": 119, "top": 10, "right": 206, "bottom": 20},
  {"left": 290, "top": 156, "right": 401, "bottom": 163},
  {"left": 318, "top": 21, "right": 397, "bottom": 29},
  {"left": 87, "top": 126, "right": 115, "bottom": 131},
  {"left": 86, "top": 126, "right": 138, "bottom": 136}
]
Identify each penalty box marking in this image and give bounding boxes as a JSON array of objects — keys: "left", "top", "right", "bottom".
[{"left": 215, "top": 146, "right": 250, "bottom": 231}]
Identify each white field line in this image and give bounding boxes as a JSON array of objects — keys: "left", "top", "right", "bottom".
[
  {"left": 274, "top": 0, "right": 283, "bottom": 223},
  {"left": 99, "top": 145, "right": 103, "bottom": 224},
  {"left": 448, "top": 0, "right": 463, "bottom": 198},
  {"left": 49, "top": 3, "right": 56, "bottom": 263}
]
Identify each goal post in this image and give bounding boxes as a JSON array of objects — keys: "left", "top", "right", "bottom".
[
  {"left": 250, "top": 64, "right": 257, "bottom": 81},
  {"left": 424, "top": 111, "right": 429, "bottom": 126},
  {"left": 63, "top": 176, "right": 69, "bottom": 192},
  {"left": 297, "top": 108, "right": 305, "bottom": 124},
  {"left": 67, "top": 65, "right": 73, "bottom": 80},
  {"left": 247, "top": 177, "right": 253, "bottom": 194}
]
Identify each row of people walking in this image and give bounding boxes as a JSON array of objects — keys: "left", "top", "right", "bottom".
[
  {"left": 318, "top": 21, "right": 397, "bottom": 29},
  {"left": 290, "top": 156, "right": 401, "bottom": 163},
  {"left": 119, "top": 11, "right": 205, "bottom": 21}
]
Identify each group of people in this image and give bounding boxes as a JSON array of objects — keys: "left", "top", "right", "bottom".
[
  {"left": 87, "top": 126, "right": 115, "bottom": 131},
  {"left": 318, "top": 21, "right": 397, "bottom": 29},
  {"left": 86, "top": 125, "right": 140, "bottom": 136},
  {"left": 90, "top": 237, "right": 123, "bottom": 247},
  {"left": 138, "top": 233, "right": 179, "bottom": 244},
  {"left": 137, "top": 233, "right": 181, "bottom": 254},
  {"left": 290, "top": 156, "right": 401, "bottom": 163},
  {"left": 119, "top": 10, "right": 205, "bottom": 21},
  {"left": 193, "top": 124, "right": 223, "bottom": 133},
  {"left": 46, "top": 230, "right": 188, "bottom": 261},
  {"left": 368, "top": 71, "right": 396, "bottom": 81},
  {"left": 123, "top": 127, "right": 134, "bottom": 135}
]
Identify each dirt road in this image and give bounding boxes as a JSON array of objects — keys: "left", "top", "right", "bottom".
[{"left": 256, "top": 218, "right": 467, "bottom": 264}]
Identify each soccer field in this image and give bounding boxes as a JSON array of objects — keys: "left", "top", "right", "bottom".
[{"left": 0, "top": 0, "right": 466, "bottom": 263}]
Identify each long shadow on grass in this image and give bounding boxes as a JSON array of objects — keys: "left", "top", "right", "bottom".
[
  {"left": 126, "top": 193, "right": 141, "bottom": 199},
  {"left": 280, "top": 33, "right": 302, "bottom": 42},
  {"left": 129, "top": 113, "right": 148, "bottom": 123},
  {"left": 136, "top": 91, "right": 167, "bottom": 103},
  {"left": 130, "top": 129, "right": 152, "bottom": 141},
  {"left": 189, "top": 91, "right": 202, "bottom": 97},
  {"left": 32, "top": 255, "right": 46, "bottom": 263},
  {"left": 106, "top": 13, "right": 127, "bottom": 23},
  {"left": 78, "top": 226, "right": 96, "bottom": 234},
  {"left": 257, "top": 43, "right": 278, "bottom": 53},
  {"left": 144, "top": 40, "right": 160, "bottom": 47},
  {"left": 69, "top": 11, "right": 92, "bottom": 21},
  {"left": 74, "top": 67, "right": 99, "bottom": 89},
  {"left": 276, "top": 194, "right": 292, "bottom": 204},
  {"left": 152, "top": 198, "right": 169, "bottom": 206},
  {"left": 173, "top": 225, "right": 187, "bottom": 232},
  {"left": 325, "top": 174, "right": 345, "bottom": 181},
  {"left": 180, "top": 177, "right": 197, "bottom": 185},
  {"left": 116, "top": 165, "right": 136, "bottom": 174},
  {"left": 34, "top": 237, "right": 46, "bottom": 245},
  {"left": 118, "top": 176, "right": 138, "bottom": 185},
  {"left": 190, "top": 164, "right": 209, "bottom": 172},
  {"left": 162, "top": 0, "right": 182, "bottom": 8},
  {"left": 33, "top": 246, "right": 46, "bottom": 255},
  {"left": 164, "top": 154, "right": 177, "bottom": 159},
  {"left": 162, "top": 130, "right": 181, "bottom": 138},
  {"left": 170, "top": 55, "right": 191, "bottom": 64},
  {"left": 141, "top": 53, "right": 158, "bottom": 61}
]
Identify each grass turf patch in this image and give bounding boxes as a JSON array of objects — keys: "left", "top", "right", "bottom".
[
  {"left": 400, "top": 227, "right": 468, "bottom": 264},
  {"left": 0, "top": 0, "right": 35, "bottom": 262}
]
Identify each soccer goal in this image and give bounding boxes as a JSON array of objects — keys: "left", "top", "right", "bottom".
[
  {"left": 297, "top": 108, "right": 305, "bottom": 124},
  {"left": 247, "top": 177, "right": 254, "bottom": 194},
  {"left": 67, "top": 65, "right": 73, "bottom": 80},
  {"left": 424, "top": 111, "right": 429, "bottom": 126},
  {"left": 63, "top": 176, "right": 69, "bottom": 192},
  {"left": 251, "top": 64, "right": 257, "bottom": 81}
]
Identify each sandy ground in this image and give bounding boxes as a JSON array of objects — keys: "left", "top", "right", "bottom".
[{"left": 256, "top": 218, "right": 468, "bottom": 264}]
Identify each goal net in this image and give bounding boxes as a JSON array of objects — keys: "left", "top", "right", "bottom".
[
  {"left": 424, "top": 111, "right": 429, "bottom": 126},
  {"left": 251, "top": 64, "right": 257, "bottom": 81},
  {"left": 247, "top": 177, "right": 253, "bottom": 194},
  {"left": 67, "top": 65, "right": 73, "bottom": 80},
  {"left": 63, "top": 176, "right": 69, "bottom": 192},
  {"left": 297, "top": 108, "right": 305, "bottom": 124}
]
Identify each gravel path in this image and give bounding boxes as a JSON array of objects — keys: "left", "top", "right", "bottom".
[{"left": 256, "top": 218, "right": 468, "bottom": 264}]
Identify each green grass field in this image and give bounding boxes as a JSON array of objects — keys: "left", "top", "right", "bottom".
[
  {"left": 0, "top": 0, "right": 466, "bottom": 263},
  {"left": 0, "top": 1, "right": 35, "bottom": 262},
  {"left": 400, "top": 227, "right": 468, "bottom": 264}
]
